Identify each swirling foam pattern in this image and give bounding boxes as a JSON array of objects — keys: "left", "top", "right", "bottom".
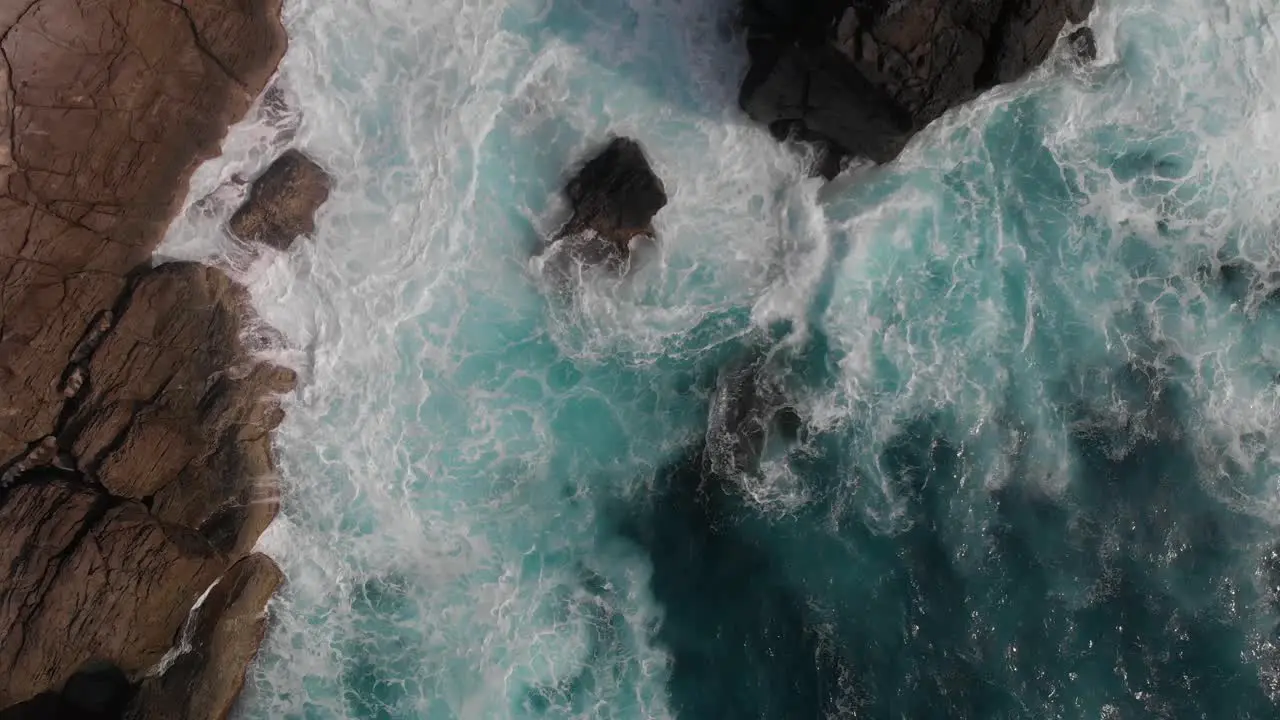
[{"left": 160, "top": 0, "right": 1280, "bottom": 717}]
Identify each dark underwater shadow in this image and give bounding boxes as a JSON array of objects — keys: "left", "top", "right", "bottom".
[
  {"left": 603, "top": 348, "right": 1280, "bottom": 719},
  {"left": 611, "top": 445, "right": 858, "bottom": 720}
]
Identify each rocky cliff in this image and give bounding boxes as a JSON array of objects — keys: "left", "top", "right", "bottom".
[{"left": 0, "top": 0, "right": 289, "bottom": 716}]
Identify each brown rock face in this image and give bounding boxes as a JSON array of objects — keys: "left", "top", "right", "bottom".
[
  {"left": 0, "top": 0, "right": 286, "bottom": 461},
  {"left": 0, "top": 479, "right": 226, "bottom": 705},
  {"left": 0, "top": 0, "right": 291, "bottom": 714},
  {"left": 63, "top": 263, "right": 296, "bottom": 557},
  {"left": 229, "top": 149, "right": 332, "bottom": 250},
  {"left": 128, "top": 553, "right": 284, "bottom": 720}
]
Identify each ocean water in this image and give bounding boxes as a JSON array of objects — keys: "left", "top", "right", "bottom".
[{"left": 157, "top": 0, "right": 1280, "bottom": 717}]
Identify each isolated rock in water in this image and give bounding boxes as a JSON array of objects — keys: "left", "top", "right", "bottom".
[
  {"left": 128, "top": 554, "right": 284, "bottom": 720},
  {"left": 542, "top": 137, "right": 667, "bottom": 273},
  {"left": 229, "top": 149, "right": 332, "bottom": 250},
  {"left": 1068, "top": 27, "right": 1098, "bottom": 63},
  {"left": 564, "top": 137, "right": 667, "bottom": 243},
  {"left": 739, "top": 0, "right": 1098, "bottom": 164}
]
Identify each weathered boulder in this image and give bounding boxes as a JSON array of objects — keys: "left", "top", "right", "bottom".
[
  {"left": 128, "top": 554, "right": 284, "bottom": 720},
  {"left": 539, "top": 137, "right": 668, "bottom": 274},
  {"left": 228, "top": 149, "right": 332, "bottom": 250},
  {"left": 0, "top": 0, "right": 290, "bottom": 715},
  {"left": 740, "top": 0, "right": 1098, "bottom": 164}
]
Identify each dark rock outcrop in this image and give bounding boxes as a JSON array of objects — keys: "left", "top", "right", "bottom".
[
  {"left": 740, "top": 0, "right": 1098, "bottom": 164},
  {"left": 228, "top": 149, "right": 332, "bottom": 250},
  {"left": 539, "top": 137, "right": 667, "bottom": 275},
  {"left": 1, "top": 0, "right": 290, "bottom": 715}
]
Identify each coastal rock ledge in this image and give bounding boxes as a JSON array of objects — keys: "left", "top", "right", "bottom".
[{"left": 0, "top": 0, "right": 289, "bottom": 717}]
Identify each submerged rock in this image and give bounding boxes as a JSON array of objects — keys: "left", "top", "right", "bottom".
[
  {"left": 616, "top": 447, "right": 856, "bottom": 719},
  {"left": 739, "top": 0, "right": 1097, "bottom": 165},
  {"left": 0, "top": 660, "right": 133, "bottom": 720},
  {"left": 705, "top": 352, "right": 803, "bottom": 482},
  {"left": 228, "top": 149, "right": 332, "bottom": 250},
  {"left": 539, "top": 137, "right": 668, "bottom": 275},
  {"left": 1068, "top": 26, "right": 1098, "bottom": 63}
]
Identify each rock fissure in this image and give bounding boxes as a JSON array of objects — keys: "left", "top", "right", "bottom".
[
  {"left": 0, "top": 0, "right": 42, "bottom": 45},
  {"left": 3, "top": 480, "right": 115, "bottom": 668},
  {"left": 1, "top": 45, "right": 17, "bottom": 194},
  {"left": 158, "top": 0, "right": 248, "bottom": 90}
]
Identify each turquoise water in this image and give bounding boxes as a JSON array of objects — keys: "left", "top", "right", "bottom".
[{"left": 161, "top": 0, "right": 1280, "bottom": 717}]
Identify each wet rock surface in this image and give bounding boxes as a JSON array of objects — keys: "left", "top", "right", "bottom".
[
  {"left": 539, "top": 137, "right": 668, "bottom": 276},
  {"left": 0, "top": 0, "right": 289, "bottom": 714},
  {"left": 0, "top": 478, "right": 227, "bottom": 706},
  {"left": 228, "top": 149, "right": 332, "bottom": 250},
  {"left": 1068, "top": 26, "right": 1097, "bottom": 63},
  {"left": 704, "top": 352, "right": 802, "bottom": 483},
  {"left": 740, "top": 0, "right": 1097, "bottom": 164}
]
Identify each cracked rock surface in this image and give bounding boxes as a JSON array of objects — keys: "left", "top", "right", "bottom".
[{"left": 0, "top": 0, "right": 289, "bottom": 716}]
